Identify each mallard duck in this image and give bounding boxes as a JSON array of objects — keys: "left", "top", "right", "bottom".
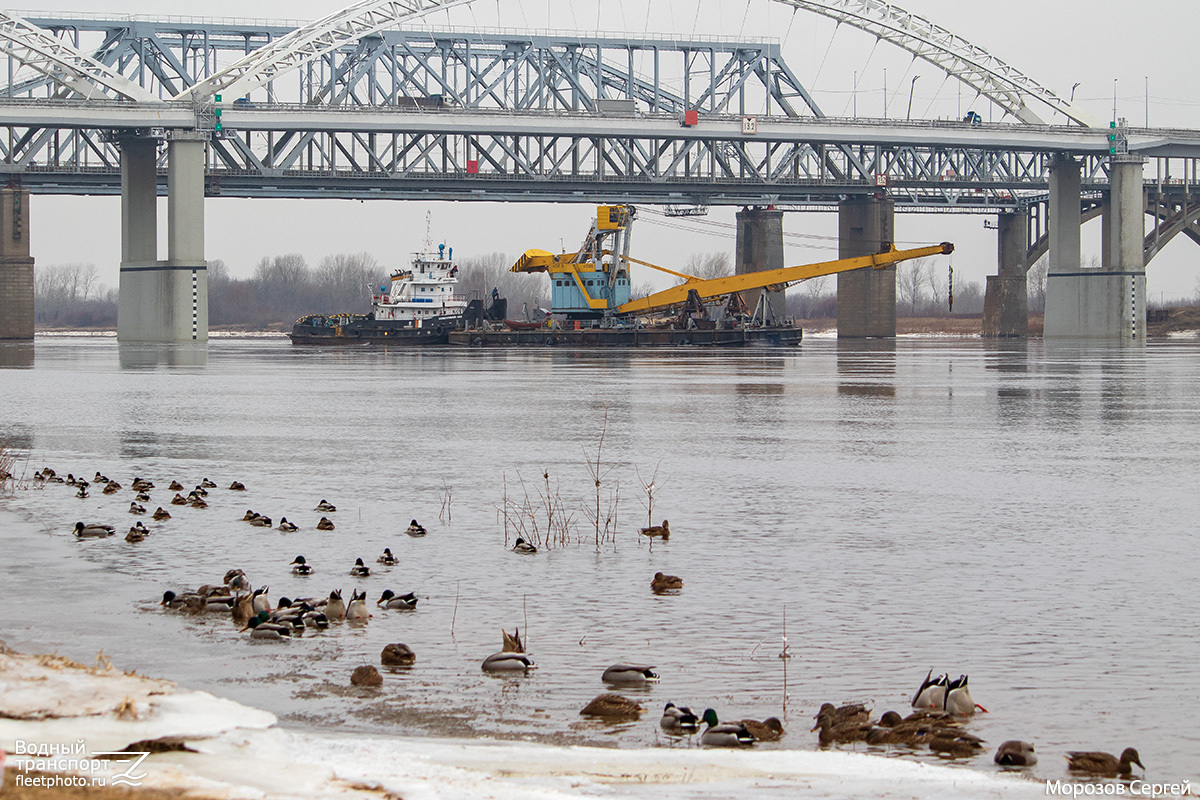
[
  {"left": 152, "top": 507, "right": 171, "bottom": 521},
  {"left": 170, "top": 493, "right": 188, "bottom": 506},
  {"left": 346, "top": 589, "right": 369, "bottom": 622},
  {"left": 1066, "top": 747, "right": 1144, "bottom": 777},
  {"left": 602, "top": 664, "right": 659, "bottom": 685},
  {"left": 639, "top": 520, "right": 670, "bottom": 539},
  {"left": 73, "top": 521, "right": 115, "bottom": 538},
  {"left": 125, "top": 526, "right": 146, "bottom": 542},
  {"left": 75, "top": 485, "right": 90, "bottom": 498},
  {"left": 201, "top": 478, "right": 216, "bottom": 488},
  {"left": 945, "top": 674, "right": 986, "bottom": 714},
  {"left": 815, "top": 702, "right": 870, "bottom": 728},
  {"left": 740, "top": 717, "right": 785, "bottom": 742},
  {"left": 580, "top": 693, "right": 644, "bottom": 720},
  {"left": 406, "top": 519, "right": 427, "bottom": 536},
  {"left": 350, "top": 558, "right": 370, "bottom": 577},
  {"left": 290, "top": 555, "right": 313, "bottom": 575},
  {"left": 814, "top": 714, "right": 873, "bottom": 746},
  {"left": 129, "top": 501, "right": 146, "bottom": 515},
  {"left": 324, "top": 589, "right": 346, "bottom": 621},
  {"left": 278, "top": 517, "right": 298, "bottom": 532},
  {"left": 912, "top": 670, "right": 949, "bottom": 709},
  {"left": 928, "top": 729, "right": 985, "bottom": 757},
  {"left": 131, "top": 477, "right": 154, "bottom": 491},
  {"left": 660, "top": 702, "right": 700, "bottom": 733},
  {"left": 134, "top": 491, "right": 151, "bottom": 502},
  {"left": 242, "top": 509, "right": 257, "bottom": 521},
  {"left": 103, "top": 482, "right": 121, "bottom": 494},
  {"left": 482, "top": 629, "right": 536, "bottom": 672},
  {"left": 377, "top": 548, "right": 399, "bottom": 565},
  {"left": 650, "top": 572, "right": 683, "bottom": 591},
  {"left": 189, "top": 496, "right": 208, "bottom": 509},
  {"left": 224, "top": 569, "right": 250, "bottom": 592},
  {"left": 502, "top": 628, "right": 525, "bottom": 653},
  {"left": 381, "top": 643, "right": 416, "bottom": 666},
  {"left": 377, "top": 589, "right": 417, "bottom": 609},
  {"left": 512, "top": 537, "right": 537, "bottom": 554},
  {"left": 229, "top": 481, "right": 246, "bottom": 491},
  {"left": 94, "top": 472, "right": 109, "bottom": 484},
  {"left": 315, "top": 499, "right": 337, "bottom": 512},
  {"left": 65, "top": 473, "right": 78, "bottom": 486},
  {"left": 251, "top": 586, "right": 271, "bottom": 616},
  {"left": 700, "top": 709, "right": 755, "bottom": 747},
  {"left": 994, "top": 740, "right": 1037, "bottom": 766},
  {"left": 250, "top": 514, "right": 272, "bottom": 527},
  {"left": 246, "top": 611, "right": 290, "bottom": 639},
  {"left": 192, "top": 485, "right": 208, "bottom": 498},
  {"left": 317, "top": 516, "right": 335, "bottom": 530},
  {"left": 168, "top": 480, "right": 184, "bottom": 491},
  {"left": 303, "top": 610, "right": 329, "bottom": 629}
]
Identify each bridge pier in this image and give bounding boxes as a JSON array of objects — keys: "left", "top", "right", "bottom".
[
  {"left": 117, "top": 133, "right": 208, "bottom": 342},
  {"left": 0, "top": 187, "right": 34, "bottom": 340},
  {"left": 1045, "top": 155, "right": 1144, "bottom": 339},
  {"left": 981, "top": 212, "right": 1029, "bottom": 337},
  {"left": 837, "top": 196, "right": 895, "bottom": 338},
  {"left": 734, "top": 207, "right": 785, "bottom": 322}
]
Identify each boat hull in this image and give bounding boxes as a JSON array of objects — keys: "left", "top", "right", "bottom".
[
  {"left": 289, "top": 316, "right": 459, "bottom": 345},
  {"left": 448, "top": 325, "right": 802, "bottom": 347}
]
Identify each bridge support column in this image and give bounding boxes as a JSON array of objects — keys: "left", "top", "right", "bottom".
[
  {"left": 117, "top": 134, "right": 208, "bottom": 342},
  {"left": 837, "top": 196, "right": 895, "bottom": 337},
  {"left": 982, "top": 212, "right": 1029, "bottom": 337},
  {"left": 1045, "top": 155, "right": 1144, "bottom": 340},
  {"left": 734, "top": 207, "right": 785, "bottom": 322},
  {"left": 0, "top": 187, "right": 34, "bottom": 340}
]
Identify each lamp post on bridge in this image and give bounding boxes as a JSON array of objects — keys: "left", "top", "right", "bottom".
[{"left": 906, "top": 76, "right": 920, "bottom": 121}]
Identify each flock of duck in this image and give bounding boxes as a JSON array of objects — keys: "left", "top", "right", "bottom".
[{"left": 38, "top": 465, "right": 1147, "bottom": 781}]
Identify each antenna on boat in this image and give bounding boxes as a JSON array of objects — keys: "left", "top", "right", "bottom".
[{"left": 423, "top": 211, "right": 433, "bottom": 251}]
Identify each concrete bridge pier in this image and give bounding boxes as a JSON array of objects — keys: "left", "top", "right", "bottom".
[
  {"left": 1044, "top": 155, "right": 1145, "bottom": 340},
  {"left": 0, "top": 187, "right": 34, "bottom": 340},
  {"left": 117, "top": 133, "right": 208, "bottom": 342},
  {"left": 837, "top": 196, "right": 895, "bottom": 337},
  {"left": 734, "top": 207, "right": 785, "bottom": 322},
  {"left": 981, "top": 212, "right": 1029, "bottom": 337}
]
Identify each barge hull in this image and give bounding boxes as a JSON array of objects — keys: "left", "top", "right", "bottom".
[{"left": 447, "top": 326, "right": 802, "bottom": 347}]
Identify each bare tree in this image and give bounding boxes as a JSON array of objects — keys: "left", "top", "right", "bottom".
[
  {"left": 922, "top": 260, "right": 944, "bottom": 315},
  {"left": 1027, "top": 255, "right": 1048, "bottom": 313},
  {"left": 897, "top": 260, "right": 925, "bottom": 316},
  {"left": 679, "top": 252, "right": 732, "bottom": 283},
  {"left": 315, "top": 252, "right": 383, "bottom": 312}
]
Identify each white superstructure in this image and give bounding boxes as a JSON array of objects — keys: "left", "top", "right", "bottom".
[{"left": 372, "top": 244, "right": 468, "bottom": 325}]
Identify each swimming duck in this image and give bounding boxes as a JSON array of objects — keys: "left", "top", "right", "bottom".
[
  {"left": 250, "top": 515, "right": 272, "bottom": 527},
  {"left": 350, "top": 558, "right": 370, "bottom": 577},
  {"left": 93, "top": 472, "right": 109, "bottom": 484},
  {"left": 168, "top": 480, "right": 184, "bottom": 491},
  {"left": 994, "top": 740, "right": 1037, "bottom": 766},
  {"left": 406, "top": 519, "right": 427, "bottom": 537},
  {"left": 290, "top": 555, "right": 313, "bottom": 575},
  {"left": 73, "top": 521, "right": 115, "bottom": 538},
  {"left": 242, "top": 509, "right": 258, "bottom": 521},
  {"left": 192, "top": 485, "right": 208, "bottom": 497},
  {"left": 512, "top": 537, "right": 537, "bottom": 554},
  {"left": 251, "top": 586, "right": 271, "bottom": 616},
  {"left": 152, "top": 507, "right": 171, "bottom": 521},
  {"left": 650, "top": 572, "right": 683, "bottom": 592},
  {"left": 815, "top": 702, "right": 870, "bottom": 728},
  {"left": 303, "top": 610, "right": 329, "bottom": 630},
  {"left": 639, "top": 520, "right": 670, "bottom": 539},
  {"left": 129, "top": 501, "right": 146, "bottom": 515},
  {"left": 75, "top": 485, "right": 90, "bottom": 498},
  {"left": 928, "top": 728, "right": 985, "bottom": 757},
  {"left": 125, "top": 526, "right": 147, "bottom": 542},
  {"left": 740, "top": 717, "right": 785, "bottom": 742},
  {"left": 377, "top": 589, "right": 418, "bottom": 609},
  {"left": 278, "top": 517, "right": 298, "bottom": 532},
  {"left": 246, "top": 611, "right": 290, "bottom": 639},
  {"left": 346, "top": 590, "right": 369, "bottom": 622},
  {"left": 315, "top": 499, "right": 337, "bottom": 512},
  {"left": 580, "top": 694, "right": 645, "bottom": 721},
  {"left": 912, "top": 670, "right": 949, "bottom": 710},
  {"left": 377, "top": 548, "right": 399, "bottom": 565},
  {"left": 224, "top": 569, "right": 250, "bottom": 593},
  {"left": 161, "top": 590, "right": 197, "bottom": 610},
  {"left": 700, "top": 709, "right": 755, "bottom": 747},
  {"left": 131, "top": 477, "right": 154, "bottom": 491},
  {"left": 189, "top": 495, "right": 208, "bottom": 509},
  {"left": 317, "top": 517, "right": 335, "bottom": 531},
  {"left": 65, "top": 473, "right": 78, "bottom": 486},
  {"left": 381, "top": 643, "right": 416, "bottom": 666},
  {"left": 482, "top": 629, "right": 537, "bottom": 672},
  {"left": 502, "top": 628, "right": 526, "bottom": 653},
  {"left": 813, "top": 714, "right": 873, "bottom": 746},
  {"left": 944, "top": 674, "right": 986, "bottom": 714},
  {"left": 103, "top": 481, "right": 122, "bottom": 494},
  {"left": 134, "top": 491, "right": 151, "bottom": 502},
  {"left": 1066, "top": 747, "right": 1144, "bottom": 777},
  {"left": 323, "top": 590, "right": 346, "bottom": 621},
  {"left": 660, "top": 702, "right": 701, "bottom": 734},
  {"left": 229, "top": 481, "right": 246, "bottom": 491},
  {"left": 170, "top": 493, "right": 188, "bottom": 506},
  {"left": 200, "top": 478, "right": 216, "bottom": 488},
  {"left": 602, "top": 664, "right": 659, "bottom": 685}
]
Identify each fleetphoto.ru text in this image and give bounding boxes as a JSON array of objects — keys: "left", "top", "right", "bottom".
[{"left": 6, "top": 740, "right": 149, "bottom": 788}]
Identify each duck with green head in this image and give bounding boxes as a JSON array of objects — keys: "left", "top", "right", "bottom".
[{"left": 700, "top": 709, "right": 754, "bottom": 747}]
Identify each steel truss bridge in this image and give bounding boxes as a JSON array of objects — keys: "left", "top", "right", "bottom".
[{"left": 1, "top": 2, "right": 1200, "bottom": 261}]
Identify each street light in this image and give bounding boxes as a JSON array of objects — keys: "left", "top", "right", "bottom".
[
  {"left": 906, "top": 75, "right": 920, "bottom": 120},
  {"left": 1071, "top": 82, "right": 1081, "bottom": 103}
]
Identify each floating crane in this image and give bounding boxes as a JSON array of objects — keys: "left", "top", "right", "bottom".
[{"left": 511, "top": 205, "right": 954, "bottom": 322}]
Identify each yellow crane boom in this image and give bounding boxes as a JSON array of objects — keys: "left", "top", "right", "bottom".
[{"left": 616, "top": 242, "right": 954, "bottom": 315}]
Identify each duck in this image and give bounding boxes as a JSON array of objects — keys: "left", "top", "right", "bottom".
[
  {"left": 317, "top": 517, "right": 335, "bottom": 531},
  {"left": 815, "top": 702, "right": 870, "bottom": 728},
  {"left": 740, "top": 717, "right": 785, "bottom": 742},
  {"left": 103, "top": 481, "right": 122, "bottom": 494},
  {"left": 278, "top": 517, "right": 299, "bottom": 532},
  {"left": 502, "top": 628, "right": 526, "bottom": 653},
  {"left": 65, "top": 473, "right": 78, "bottom": 486},
  {"left": 242, "top": 509, "right": 258, "bottom": 521},
  {"left": 1066, "top": 747, "right": 1144, "bottom": 777},
  {"left": 131, "top": 477, "right": 154, "bottom": 491},
  {"left": 345, "top": 589, "right": 369, "bottom": 622},
  {"left": 349, "top": 558, "right": 370, "bottom": 577},
  {"left": 381, "top": 643, "right": 416, "bottom": 666},
  {"left": 512, "top": 537, "right": 537, "bottom": 554},
  {"left": 944, "top": 674, "right": 986, "bottom": 714},
  {"left": 161, "top": 590, "right": 197, "bottom": 610},
  {"left": 315, "top": 499, "right": 337, "bottom": 512},
  {"left": 660, "top": 702, "right": 700, "bottom": 734},
  {"left": 377, "top": 589, "right": 418, "bottom": 609},
  {"left": 580, "top": 694, "right": 645, "bottom": 721},
  {"left": 912, "top": 670, "right": 949, "bottom": 710},
  {"left": 93, "top": 472, "right": 109, "bottom": 484},
  {"left": 994, "top": 740, "right": 1038, "bottom": 766},
  {"left": 151, "top": 507, "right": 171, "bottom": 521},
  {"left": 324, "top": 590, "right": 346, "bottom": 621},
  {"left": 303, "top": 610, "right": 329, "bottom": 630},
  {"left": 168, "top": 480, "right": 184, "bottom": 491},
  {"left": 192, "top": 485, "right": 208, "bottom": 497},
  {"left": 134, "top": 492, "right": 151, "bottom": 502},
  {"left": 639, "top": 520, "right": 670, "bottom": 539},
  {"left": 228, "top": 481, "right": 246, "bottom": 491},
  {"left": 129, "top": 501, "right": 146, "bottom": 515},
  {"left": 189, "top": 496, "right": 208, "bottom": 509},
  {"left": 250, "top": 586, "right": 271, "bottom": 616},
  {"left": 928, "top": 729, "right": 985, "bottom": 757},
  {"left": 406, "top": 519, "right": 427, "bottom": 537},
  {"left": 170, "top": 493, "right": 188, "bottom": 506},
  {"left": 700, "top": 709, "right": 755, "bottom": 747},
  {"left": 481, "top": 629, "right": 536, "bottom": 672},
  {"left": 125, "top": 526, "right": 147, "bottom": 542},
  {"left": 224, "top": 569, "right": 250, "bottom": 593},
  {"left": 250, "top": 515, "right": 273, "bottom": 527},
  {"left": 75, "top": 485, "right": 90, "bottom": 498},
  {"left": 290, "top": 555, "right": 313, "bottom": 575},
  {"left": 602, "top": 664, "right": 659, "bottom": 685},
  {"left": 650, "top": 572, "right": 683, "bottom": 592},
  {"left": 72, "top": 521, "right": 115, "bottom": 538},
  {"left": 377, "top": 548, "right": 399, "bottom": 565},
  {"left": 813, "top": 713, "right": 873, "bottom": 746},
  {"left": 200, "top": 478, "right": 216, "bottom": 488},
  {"left": 246, "top": 611, "right": 290, "bottom": 640}
]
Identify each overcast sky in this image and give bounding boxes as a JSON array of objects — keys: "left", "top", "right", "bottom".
[{"left": 21, "top": 0, "right": 1200, "bottom": 301}]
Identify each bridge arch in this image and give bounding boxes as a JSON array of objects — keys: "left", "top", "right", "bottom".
[{"left": 1024, "top": 196, "right": 1200, "bottom": 270}]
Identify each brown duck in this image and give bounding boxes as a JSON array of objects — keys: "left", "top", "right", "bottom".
[{"left": 1066, "top": 748, "right": 1144, "bottom": 777}]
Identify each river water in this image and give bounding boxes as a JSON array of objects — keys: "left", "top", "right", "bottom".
[{"left": 0, "top": 335, "right": 1196, "bottom": 788}]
